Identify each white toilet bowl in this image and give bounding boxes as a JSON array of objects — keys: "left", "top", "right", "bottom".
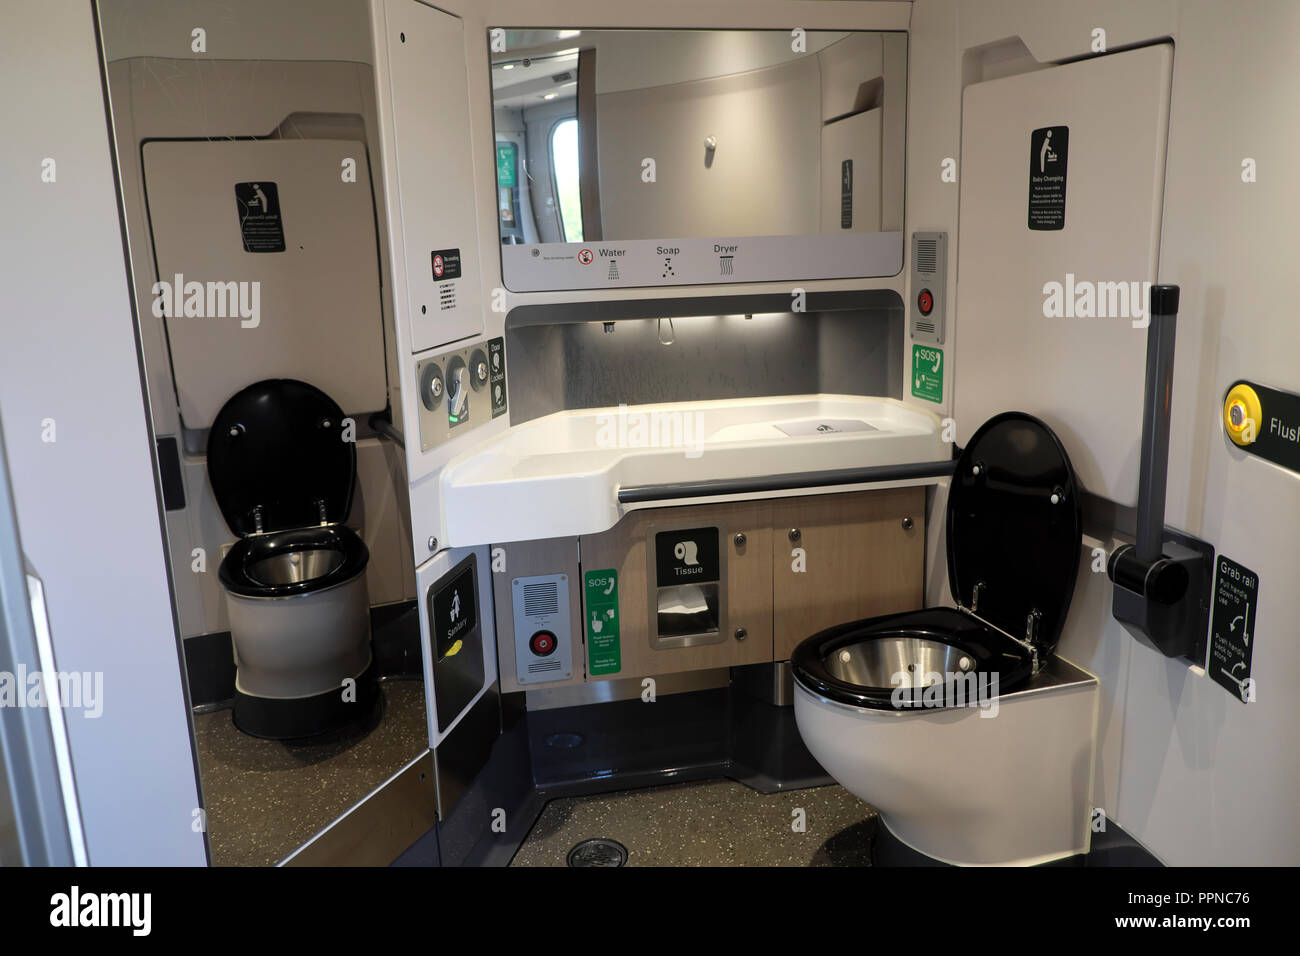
[
  {"left": 794, "top": 655, "right": 1098, "bottom": 865},
  {"left": 223, "top": 527, "right": 373, "bottom": 700},
  {"left": 792, "top": 412, "right": 1100, "bottom": 865}
]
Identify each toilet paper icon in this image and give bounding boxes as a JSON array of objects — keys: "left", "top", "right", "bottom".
[{"left": 674, "top": 540, "right": 700, "bottom": 566}]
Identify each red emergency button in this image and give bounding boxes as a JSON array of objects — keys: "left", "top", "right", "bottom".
[
  {"left": 529, "top": 630, "right": 557, "bottom": 656},
  {"left": 917, "top": 289, "right": 934, "bottom": 315}
]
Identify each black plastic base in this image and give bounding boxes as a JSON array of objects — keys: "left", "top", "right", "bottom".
[{"left": 232, "top": 660, "right": 380, "bottom": 741}]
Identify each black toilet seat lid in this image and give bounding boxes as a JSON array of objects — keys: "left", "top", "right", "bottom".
[
  {"left": 207, "top": 379, "right": 356, "bottom": 538},
  {"left": 946, "top": 412, "right": 1082, "bottom": 657}
]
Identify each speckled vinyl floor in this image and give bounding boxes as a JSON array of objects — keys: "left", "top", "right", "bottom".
[
  {"left": 193, "top": 678, "right": 428, "bottom": 866},
  {"left": 511, "top": 779, "right": 878, "bottom": 867}
]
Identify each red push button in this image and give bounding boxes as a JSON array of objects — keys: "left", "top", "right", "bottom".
[
  {"left": 529, "top": 630, "right": 557, "bottom": 656},
  {"left": 917, "top": 289, "right": 934, "bottom": 315}
]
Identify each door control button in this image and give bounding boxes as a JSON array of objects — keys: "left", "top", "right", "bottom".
[
  {"left": 419, "top": 362, "right": 444, "bottom": 411},
  {"left": 470, "top": 348, "right": 489, "bottom": 391}
]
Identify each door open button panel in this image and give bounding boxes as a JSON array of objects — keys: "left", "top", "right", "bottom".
[
  {"left": 511, "top": 573, "right": 573, "bottom": 685},
  {"left": 414, "top": 336, "right": 506, "bottom": 451}
]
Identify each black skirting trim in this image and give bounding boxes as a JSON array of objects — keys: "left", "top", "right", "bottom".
[{"left": 232, "top": 661, "right": 380, "bottom": 740}]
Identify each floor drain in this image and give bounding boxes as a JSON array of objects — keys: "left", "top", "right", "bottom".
[{"left": 567, "top": 838, "right": 628, "bottom": 867}]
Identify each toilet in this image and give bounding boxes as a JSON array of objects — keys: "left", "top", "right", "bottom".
[
  {"left": 207, "top": 379, "right": 378, "bottom": 739},
  {"left": 792, "top": 412, "right": 1100, "bottom": 866}
]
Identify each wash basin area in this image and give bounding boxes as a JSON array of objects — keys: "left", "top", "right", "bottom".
[{"left": 440, "top": 395, "right": 947, "bottom": 544}]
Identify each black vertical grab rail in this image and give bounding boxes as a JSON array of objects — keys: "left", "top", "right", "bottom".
[
  {"left": 1135, "top": 286, "right": 1180, "bottom": 563},
  {"left": 1107, "top": 284, "right": 1214, "bottom": 662}
]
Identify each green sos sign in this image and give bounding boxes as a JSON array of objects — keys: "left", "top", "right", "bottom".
[{"left": 496, "top": 142, "right": 517, "bottom": 188}]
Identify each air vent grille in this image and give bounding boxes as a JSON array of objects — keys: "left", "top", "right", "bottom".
[
  {"left": 523, "top": 582, "right": 559, "bottom": 616},
  {"left": 916, "top": 239, "right": 938, "bottom": 274}
]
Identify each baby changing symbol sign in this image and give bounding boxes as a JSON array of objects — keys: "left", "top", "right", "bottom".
[
  {"left": 1028, "top": 125, "right": 1069, "bottom": 231},
  {"left": 1209, "top": 556, "right": 1258, "bottom": 703},
  {"left": 234, "top": 181, "right": 285, "bottom": 253}
]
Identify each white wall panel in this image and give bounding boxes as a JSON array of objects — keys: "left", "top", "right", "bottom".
[
  {"left": 0, "top": 0, "right": 204, "bottom": 865},
  {"left": 379, "top": 0, "right": 484, "bottom": 353}
]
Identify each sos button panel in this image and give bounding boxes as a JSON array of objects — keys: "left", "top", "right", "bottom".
[
  {"left": 1223, "top": 380, "right": 1300, "bottom": 474},
  {"left": 510, "top": 573, "right": 574, "bottom": 685}
]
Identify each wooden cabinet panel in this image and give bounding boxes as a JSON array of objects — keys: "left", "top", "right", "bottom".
[
  {"left": 771, "top": 487, "right": 925, "bottom": 660},
  {"left": 497, "top": 488, "right": 928, "bottom": 686},
  {"left": 578, "top": 500, "right": 773, "bottom": 680}
]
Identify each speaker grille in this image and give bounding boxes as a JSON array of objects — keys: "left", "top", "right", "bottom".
[
  {"left": 916, "top": 239, "right": 938, "bottom": 274},
  {"left": 523, "top": 582, "right": 559, "bottom": 617}
]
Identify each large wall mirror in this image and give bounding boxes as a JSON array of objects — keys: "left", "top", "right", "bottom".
[{"left": 490, "top": 28, "right": 907, "bottom": 292}]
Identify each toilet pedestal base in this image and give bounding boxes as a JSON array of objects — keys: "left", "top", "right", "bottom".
[
  {"left": 233, "top": 660, "right": 380, "bottom": 740},
  {"left": 794, "top": 656, "right": 1099, "bottom": 866}
]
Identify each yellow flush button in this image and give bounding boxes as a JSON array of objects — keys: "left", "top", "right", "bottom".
[
  {"left": 1224, "top": 383, "right": 1262, "bottom": 445},
  {"left": 445, "top": 639, "right": 463, "bottom": 658}
]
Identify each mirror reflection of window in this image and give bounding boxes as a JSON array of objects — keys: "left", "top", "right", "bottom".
[{"left": 550, "top": 117, "right": 583, "bottom": 243}]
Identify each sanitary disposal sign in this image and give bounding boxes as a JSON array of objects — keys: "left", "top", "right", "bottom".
[
  {"left": 1027, "top": 126, "right": 1069, "bottom": 230},
  {"left": 585, "top": 569, "right": 621, "bottom": 676},
  {"left": 1208, "top": 555, "right": 1258, "bottom": 703},
  {"left": 234, "top": 181, "right": 285, "bottom": 252}
]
